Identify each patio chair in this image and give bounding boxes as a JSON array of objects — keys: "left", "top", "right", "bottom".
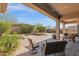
[
  {"left": 63, "top": 33, "right": 68, "bottom": 39},
  {"left": 52, "top": 35, "right": 56, "bottom": 39},
  {"left": 69, "top": 34, "right": 75, "bottom": 43},
  {"left": 27, "top": 38, "right": 39, "bottom": 54},
  {"left": 44, "top": 41, "right": 67, "bottom": 56},
  {"left": 75, "top": 34, "right": 78, "bottom": 37}
]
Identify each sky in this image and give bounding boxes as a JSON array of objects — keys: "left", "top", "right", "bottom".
[{"left": 6, "top": 3, "right": 63, "bottom": 28}]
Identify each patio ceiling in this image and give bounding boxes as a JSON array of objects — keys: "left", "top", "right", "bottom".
[
  {"left": 23, "top": 3, "right": 61, "bottom": 20},
  {"left": 0, "top": 3, "right": 79, "bottom": 24},
  {"left": 50, "top": 3, "right": 79, "bottom": 24},
  {"left": 24, "top": 3, "right": 79, "bottom": 24}
]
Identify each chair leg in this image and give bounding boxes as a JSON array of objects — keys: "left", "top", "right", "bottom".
[
  {"left": 30, "top": 48, "right": 38, "bottom": 54},
  {"left": 62, "top": 52, "right": 65, "bottom": 56}
]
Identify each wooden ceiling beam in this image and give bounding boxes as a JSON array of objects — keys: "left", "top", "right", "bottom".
[
  {"left": 61, "top": 20, "right": 79, "bottom": 24},
  {"left": 61, "top": 17, "right": 79, "bottom": 24},
  {"left": 62, "top": 11, "right": 79, "bottom": 20}
]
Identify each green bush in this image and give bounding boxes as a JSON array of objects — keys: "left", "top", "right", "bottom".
[
  {"left": 14, "top": 24, "right": 34, "bottom": 34},
  {"left": 0, "top": 22, "right": 12, "bottom": 35},
  {"left": 33, "top": 24, "right": 46, "bottom": 33},
  {"left": 0, "top": 32, "right": 19, "bottom": 55},
  {"left": 0, "top": 14, "right": 19, "bottom": 55},
  {"left": 46, "top": 28, "right": 56, "bottom": 33}
]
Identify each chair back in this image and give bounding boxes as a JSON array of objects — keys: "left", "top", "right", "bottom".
[
  {"left": 69, "top": 34, "right": 75, "bottom": 39},
  {"left": 64, "top": 33, "right": 68, "bottom": 36},
  {"left": 45, "top": 41, "right": 67, "bottom": 55},
  {"left": 27, "top": 38, "right": 34, "bottom": 49},
  {"left": 52, "top": 35, "right": 56, "bottom": 39}
]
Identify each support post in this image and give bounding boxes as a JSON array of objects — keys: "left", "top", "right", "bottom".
[
  {"left": 77, "top": 24, "right": 79, "bottom": 37},
  {"left": 56, "top": 19, "right": 60, "bottom": 40},
  {"left": 62, "top": 23, "right": 66, "bottom": 40}
]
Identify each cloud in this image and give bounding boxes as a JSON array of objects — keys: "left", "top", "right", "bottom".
[
  {"left": 7, "top": 5, "right": 27, "bottom": 11},
  {"left": 6, "top": 3, "right": 60, "bottom": 27},
  {"left": 7, "top": 3, "right": 36, "bottom": 13},
  {"left": 7, "top": 3, "right": 50, "bottom": 19}
]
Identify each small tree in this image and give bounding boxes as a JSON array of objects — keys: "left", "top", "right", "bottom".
[{"left": 33, "top": 24, "right": 46, "bottom": 33}]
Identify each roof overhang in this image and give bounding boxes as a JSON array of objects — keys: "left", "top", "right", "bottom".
[
  {"left": 23, "top": 3, "right": 61, "bottom": 19},
  {"left": 0, "top": 3, "right": 7, "bottom": 13},
  {"left": 23, "top": 3, "right": 79, "bottom": 24}
]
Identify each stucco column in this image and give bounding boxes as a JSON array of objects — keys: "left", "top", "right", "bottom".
[
  {"left": 56, "top": 19, "right": 60, "bottom": 40},
  {"left": 62, "top": 23, "right": 66, "bottom": 40},
  {"left": 63, "top": 23, "right": 66, "bottom": 34},
  {"left": 77, "top": 24, "right": 79, "bottom": 37}
]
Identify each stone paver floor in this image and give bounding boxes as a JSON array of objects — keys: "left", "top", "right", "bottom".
[{"left": 65, "top": 38, "right": 79, "bottom": 56}]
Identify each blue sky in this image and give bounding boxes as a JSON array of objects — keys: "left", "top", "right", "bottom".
[{"left": 6, "top": 3, "right": 63, "bottom": 28}]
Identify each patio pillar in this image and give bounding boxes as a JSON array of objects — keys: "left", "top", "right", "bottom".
[
  {"left": 56, "top": 19, "right": 60, "bottom": 40},
  {"left": 63, "top": 23, "right": 66, "bottom": 33},
  {"left": 77, "top": 24, "right": 79, "bottom": 37},
  {"left": 62, "top": 23, "right": 66, "bottom": 40}
]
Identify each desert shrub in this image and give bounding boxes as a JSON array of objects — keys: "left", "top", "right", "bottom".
[
  {"left": 33, "top": 24, "right": 46, "bottom": 33},
  {"left": 0, "top": 32, "right": 19, "bottom": 55},
  {"left": 46, "top": 28, "right": 56, "bottom": 33},
  {"left": 14, "top": 24, "right": 34, "bottom": 34},
  {"left": 0, "top": 22, "right": 12, "bottom": 36},
  {"left": 0, "top": 14, "right": 19, "bottom": 55}
]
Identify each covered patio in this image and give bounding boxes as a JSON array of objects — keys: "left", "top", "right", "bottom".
[{"left": 1, "top": 3, "right": 79, "bottom": 56}]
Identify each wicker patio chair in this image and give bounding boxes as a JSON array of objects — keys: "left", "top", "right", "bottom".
[{"left": 27, "top": 38, "right": 39, "bottom": 54}]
